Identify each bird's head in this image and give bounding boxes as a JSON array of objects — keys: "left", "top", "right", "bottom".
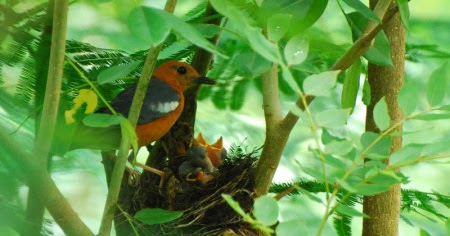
[
  {"left": 153, "top": 60, "right": 216, "bottom": 91},
  {"left": 178, "top": 144, "right": 216, "bottom": 184}
]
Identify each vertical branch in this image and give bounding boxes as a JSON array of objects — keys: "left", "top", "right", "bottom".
[
  {"left": 254, "top": 64, "right": 288, "bottom": 196},
  {"left": 98, "top": 1, "right": 177, "bottom": 235},
  {"left": 363, "top": 1, "right": 405, "bottom": 235},
  {"left": 23, "top": 0, "right": 67, "bottom": 234}
]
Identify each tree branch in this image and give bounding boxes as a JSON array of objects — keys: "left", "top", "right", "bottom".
[
  {"left": 97, "top": 1, "right": 177, "bottom": 235},
  {"left": 24, "top": 0, "right": 68, "bottom": 234},
  {"left": 0, "top": 127, "right": 94, "bottom": 236}
]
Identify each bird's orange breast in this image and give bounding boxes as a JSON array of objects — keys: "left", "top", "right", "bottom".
[{"left": 135, "top": 95, "right": 184, "bottom": 147}]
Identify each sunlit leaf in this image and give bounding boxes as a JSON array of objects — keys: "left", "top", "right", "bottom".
[
  {"left": 427, "top": 61, "right": 448, "bottom": 107},
  {"left": 324, "top": 140, "right": 354, "bottom": 155},
  {"left": 281, "top": 66, "right": 300, "bottom": 92},
  {"left": 276, "top": 220, "right": 308, "bottom": 236},
  {"left": 284, "top": 34, "right": 309, "bottom": 65},
  {"left": 341, "top": 59, "right": 362, "bottom": 113},
  {"left": 243, "top": 26, "right": 281, "bottom": 63},
  {"left": 390, "top": 144, "right": 423, "bottom": 166},
  {"left": 398, "top": 81, "right": 418, "bottom": 116},
  {"left": 83, "top": 113, "right": 124, "bottom": 128},
  {"left": 65, "top": 89, "right": 98, "bottom": 124},
  {"left": 315, "top": 108, "right": 350, "bottom": 128},
  {"left": 419, "top": 228, "right": 432, "bottom": 236},
  {"left": 128, "top": 7, "right": 170, "bottom": 46},
  {"left": 253, "top": 195, "right": 279, "bottom": 226},
  {"left": 413, "top": 113, "right": 450, "bottom": 120},
  {"left": 373, "top": 97, "right": 390, "bottom": 130},
  {"left": 342, "top": 0, "right": 380, "bottom": 22},
  {"left": 134, "top": 208, "right": 183, "bottom": 225},
  {"left": 97, "top": 61, "right": 140, "bottom": 84},
  {"left": 335, "top": 203, "right": 367, "bottom": 217},
  {"left": 395, "top": 0, "right": 410, "bottom": 30},
  {"left": 267, "top": 14, "right": 292, "bottom": 42},
  {"left": 303, "top": 70, "right": 340, "bottom": 97},
  {"left": 360, "top": 132, "right": 392, "bottom": 160},
  {"left": 337, "top": 179, "right": 357, "bottom": 193}
]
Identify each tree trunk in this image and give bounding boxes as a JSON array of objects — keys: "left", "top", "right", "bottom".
[{"left": 363, "top": 1, "right": 405, "bottom": 235}]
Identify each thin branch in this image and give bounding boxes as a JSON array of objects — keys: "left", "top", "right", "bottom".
[
  {"left": 24, "top": 0, "right": 68, "bottom": 234},
  {"left": 0, "top": 127, "right": 94, "bottom": 235},
  {"left": 97, "top": 1, "right": 178, "bottom": 235}
]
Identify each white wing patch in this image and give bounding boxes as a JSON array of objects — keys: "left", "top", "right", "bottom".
[{"left": 150, "top": 101, "right": 179, "bottom": 114}]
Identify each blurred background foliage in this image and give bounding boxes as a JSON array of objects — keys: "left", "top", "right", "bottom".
[{"left": 0, "top": 0, "right": 449, "bottom": 235}]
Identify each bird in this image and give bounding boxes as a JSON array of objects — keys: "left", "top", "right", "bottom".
[
  {"left": 69, "top": 61, "right": 216, "bottom": 151},
  {"left": 178, "top": 143, "right": 216, "bottom": 185},
  {"left": 177, "top": 133, "right": 227, "bottom": 184}
]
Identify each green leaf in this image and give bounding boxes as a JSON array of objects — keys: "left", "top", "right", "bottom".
[
  {"left": 446, "top": 218, "right": 450, "bottom": 236},
  {"left": 357, "top": 183, "right": 392, "bottom": 195},
  {"left": 362, "top": 79, "right": 371, "bottom": 105},
  {"left": 373, "top": 97, "right": 390, "bottom": 130},
  {"left": 284, "top": 34, "right": 309, "bottom": 65},
  {"left": 427, "top": 61, "right": 448, "bottom": 107},
  {"left": 134, "top": 208, "right": 183, "bottom": 225},
  {"left": 120, "top": 119, "right": 138, "bottom": 155},
  {"left": 230, "top": 81, "right": 249, "bottom": 110},
  {"left": 419, "top": 228, "right": 432, "bottom": 236},
  {"left": 347, "top": 12, "right": 392, "bottom": 66},
  {"left": 335, "top": 203, "right": 368, "bottom": 217},
  {"left": 128, "top": 7, "right": 170, "bottom": 46},
  {"left": 360, "top": 132, "right": 392, "bottom": 160},
  {"left": 193, "top": 23, "right": 222, "bottom": 38},
  {"left": 422, "top": 140, "right": 450, "bottom": 156},
  {"left": 82, "top": 113, "right": 124, "bottom": 128},
  {"left": 303, "top": 70, "right": 340, "bottom": 96},
  {"left": 390, "top": 145, "right": 423, "bottom": 166},
  {"left": 337, "top": 179, "right": 357, "bottom": 193},
  {"left": 398, "top": 81, "right": 418, "bottom": 116},
  {"left": 315, "top": 108, "right": 350, "bottom": 128},
  {"left": 253, "top": 196, "right": 279, "bottom": 226},
  {"left": 222, "top": 194, "right": 247, "bottom": 217},
  {"left": 243, "top": 26, "right": 281, "bottom": 63},
  {"left": 210, "top": 0, "right": 277, "bottom": 61},
  {"left": 97, "top": 61, "right": 140, "bottom": 84},
  {"left": 342, "top": 0, "right": 380, "bottom": 22},
  {"left": 295, "top": 186, "right": 323, "bottom": 204},
  {"left": 281, "top": 66, "right": 300, "bottom": 92},
  {"left": 341, "top": 59, "right": 362, "bottom": 113},
  {"left": 267, "top": 14, "right": 292, "bottom": 42},
  {"left": 414, "top": 113, "right": 450, "bottom": 120},
  {"left": 395, "top": 0, "right": 410, "bottom": 30},
  {"left": 153, "top": 8, "right": 226, "bottom": 58},
  {"left": 324, "top": 140, "right": 354, "bottom": 155},
  {"left": 276, "top": 220, "right": 308, "bottom": 236}
]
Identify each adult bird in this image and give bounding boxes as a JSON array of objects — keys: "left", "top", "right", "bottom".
[{"left": 69, "top": 60, "right": 216, "bottom": 151}]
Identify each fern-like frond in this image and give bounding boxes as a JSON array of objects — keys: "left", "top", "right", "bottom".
[{"left": 333, "top": 213, "right": 352, "bottom": 236}]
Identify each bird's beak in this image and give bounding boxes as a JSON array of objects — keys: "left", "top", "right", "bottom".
[{"left": 191, "top": 76, "right": 216, "bottom": 85}]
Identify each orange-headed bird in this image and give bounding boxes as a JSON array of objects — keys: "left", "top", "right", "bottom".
[{"left": 70, "top": 61, "right": 215, "bottom": 150}]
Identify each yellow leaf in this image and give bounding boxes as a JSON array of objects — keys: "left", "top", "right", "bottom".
[{"left": 65, "top": 89, "right": 98, "bottom": 124}]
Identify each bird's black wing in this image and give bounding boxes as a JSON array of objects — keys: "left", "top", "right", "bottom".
[{"left": 99, "top": 77, "right": 181, "bottom": 124}]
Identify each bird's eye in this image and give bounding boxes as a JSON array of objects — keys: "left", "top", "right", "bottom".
[{"left": 177, "top": 66, "right": 188, "bottom": 75}]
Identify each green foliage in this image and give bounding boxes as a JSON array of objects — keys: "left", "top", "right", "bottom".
[
  {"left": 253, "top": 196, "right": 279, "bottom": 226},
  {"left": 373, "top": 97, "right": 390, "bottom": 130},
  {"left": 346, "top": 12, "right": 393, "bottom": 66},
  {"left": 134, "top": 208, "right": 183, "bottom": 225},
  {"left": 341, "top": 0, "right": 380, "bottom": 22},
  {"left": 426, "top": 61, "right": 448, "bottom": 107},
  {"left": 341, "top": 59, "right": 362, "bottom": 113}
]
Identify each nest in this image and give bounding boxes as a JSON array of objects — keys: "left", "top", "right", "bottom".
[{"left": 126, "top": 151, "right": 261, "bottom": 236}]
